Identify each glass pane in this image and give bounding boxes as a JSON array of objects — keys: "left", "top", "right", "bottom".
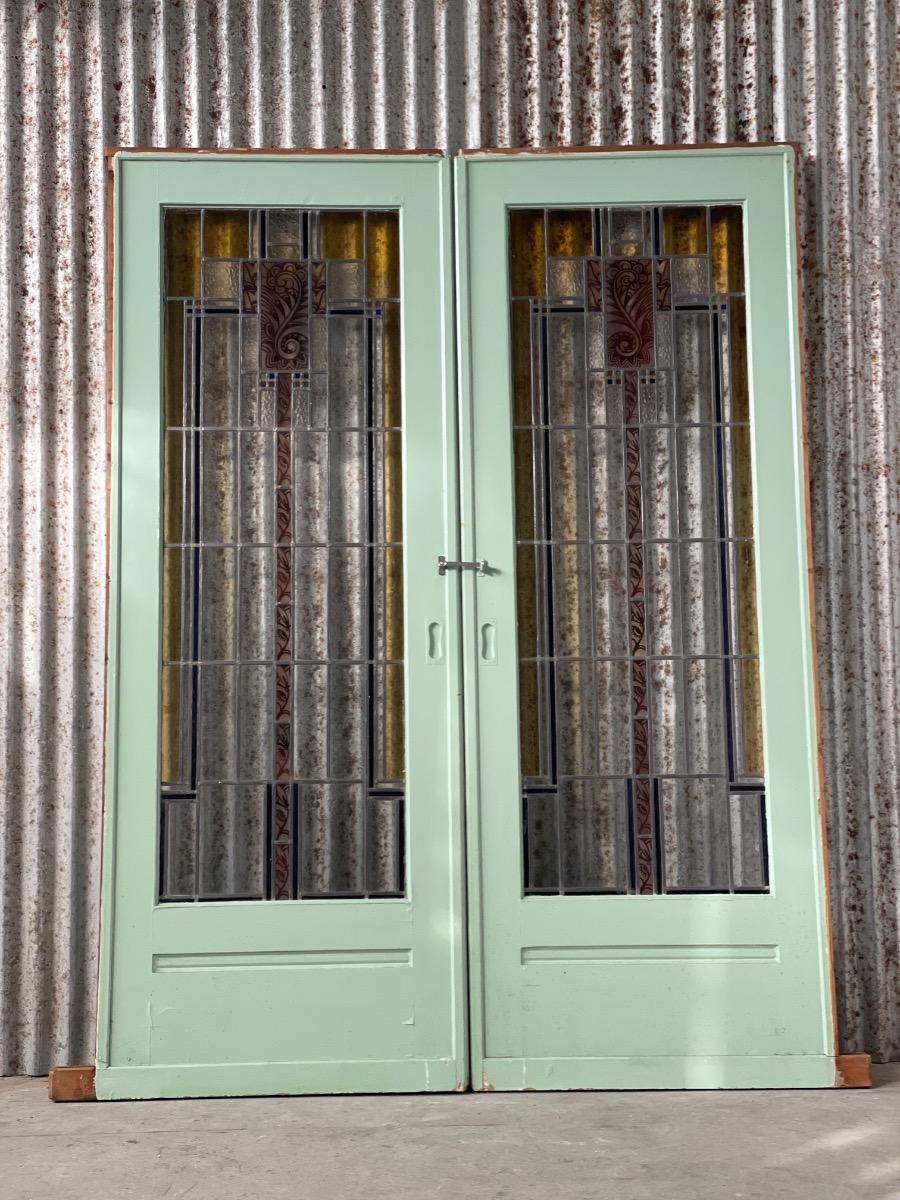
[
  {"left": 661, "top": 778, "right": 730, "bottom": 891},
  {"left": 165, "top": 209, "right": 200, "bottom": 296},
  {"left": 161, "top": 801, "right": 196, "bottom": 899},
  {"left": 160, "top": 208, "right": 405, "bottom": 902},
  {"left": 511, "top": 203, "right": 767, "bottom": 897},
  {"left": 730, "top": 791, "right": 769, "bottom": 889}
]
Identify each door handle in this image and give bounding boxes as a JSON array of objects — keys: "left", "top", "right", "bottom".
[
  {"left": 437, "top": 555, "right": 488, "bottom": 576},
  {"left": 480, "top": 620, "right": 497, "bottom": 662}
]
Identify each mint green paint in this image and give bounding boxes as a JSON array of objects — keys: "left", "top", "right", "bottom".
[
  {"left": 454, "top": 148, "right": 836, "bottom": 1091},
  {"left": 101, "top": 148, "right": 835, "bottom": 1098},
  {"left": 452, "top": 163, "right": 489, "bottom": 1086},
  {"left": 478, "top": 1055, "right": 836, "bottom": 1091},
  {"left": 97, "top": 153, "right": 467, "bottom": 1099}
]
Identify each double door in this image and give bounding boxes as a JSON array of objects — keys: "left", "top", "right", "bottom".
[{"left": 97, "top": 148, "right": 836, "bottom": 1098}]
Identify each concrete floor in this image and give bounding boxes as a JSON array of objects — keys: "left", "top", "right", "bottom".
[{"left": 2, "top": 1067, "right": 899, "bottom": 1200}]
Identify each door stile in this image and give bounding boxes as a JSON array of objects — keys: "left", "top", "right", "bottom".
[
  {"left": 434, "top": 155, "right": 471, "bottom": 1090},
  {"left": 452, "top": 156, "right": 487, "bottom": 1089}
]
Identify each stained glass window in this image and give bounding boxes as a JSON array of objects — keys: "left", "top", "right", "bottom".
[
  {"left": 510, "top": 205, "right": 768, "bottom": 896},
  {"left": 160, "top": 208, "right": 404, "bottom": 901}
]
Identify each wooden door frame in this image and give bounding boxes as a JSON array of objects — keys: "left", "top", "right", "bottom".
[{"left": 76, "top": 144, "right": 864, "bottom": 1101}]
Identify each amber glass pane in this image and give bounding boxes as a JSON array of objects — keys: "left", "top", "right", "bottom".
[
  {"left": 382, "top": 414, "right": 404, "bottom": 786},
  {"left": 711, "top": 206, "right": 745, "bottom": 293},
  {"left": 320, "top": 210, "right": 364, "bottom": 259},
  {"left": 662, "top": 206, "right": 707, "bottom": 254},
  {"left": 516, "top": 539, "right": 540, "bottom": 779},
  {"left": 367, "top": 211, "right": 400, "bottom": 298},
  {"left": 741, "top": 656, "right": 765, "bottom": 777},
  {"left": 382, "top": 668, "right": 405, "bottom": 786},
  {"left": 732, "top": 424, "right": 754, "bottom": 542},
  {"left": 511, "top": 286, "right": 540, "bottom": 782},
  {"left": 509, "top": 203, "right": 766, "bottom": 897},
  {"left": 383, "top": 301, "right": 401, "bottom": 427},
  {"left": 383, "top": 428, "right": 403, "bottom": 543},
  {"left": 730, "top": 295, "right": 750, "bottom": 421},
  {"left": 160, "top": 553, "right": 182, "bottom": 786},
  {"left": 384, "top": 546, "right": 404, "bottom": 660},
  {"left": 510, "top": 300, "right": 533, "bottom": 425},
  {"left": 727, "top": 287, "right": 758, "bottom": 780},
  {"left": 514, "top": 429, "right": 536, "bottom": 543},
  {"left": 518, "top": 664, "right": 541, "bottom": 779},
  {"left": 509, "top": 209, "right": 546, "bottom": 297},
  {"left": 163, "top": 301, "right": 184, "bottom": 427},
  {"left": 204, "top": 210, "right": 249, "bottom": 259},
  {"left": 160, "top": 672, "right": 180, "bottom": 785},
  {"left": 165, "top": 209, "right": 201, "bottom": 296},
  {"left": 160, "top": 206, "right": 405, "bottom": 901},
  {"left": 548, "top": 209, "right": 593, "bottom": 257},
  {"left": 162, "top": 432, "right": 183, "bottom": 549}
]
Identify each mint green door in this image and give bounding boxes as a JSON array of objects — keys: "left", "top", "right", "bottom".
[
  {"left": 455, "top": 147, "right": 837, "bottom": 1090},
  {"left": 97, "top": 153, "right": 467, "bottom": 1099},
  {"left": 101, "top": 148, "right": 836, "bottom": 1099}
]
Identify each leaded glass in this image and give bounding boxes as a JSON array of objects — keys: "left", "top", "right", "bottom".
[
  {"left": 160, "top": 207, "right": 404, "bottom": 901},
  {"left": 511, "top": 205, "right": 767, "bottom": 896}
]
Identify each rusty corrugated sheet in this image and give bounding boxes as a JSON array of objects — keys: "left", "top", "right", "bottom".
[{"left": 0, "top": 0, "right": 897, "bottom": 1075}]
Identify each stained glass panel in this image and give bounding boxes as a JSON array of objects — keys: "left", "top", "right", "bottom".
[
  {"left": 511, "top": 204, "right": 768, "bottom": 896},
  {"left": 160, "top": 207, "right": 404, "bottom": 901}
]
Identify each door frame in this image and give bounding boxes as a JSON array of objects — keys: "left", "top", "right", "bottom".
[
  {"left": 96, "top": 144, "right": 839, "bottom": 1095},
  {"left": 454, "top": 145, "right": 838, "bottom": 1089},
  {"left": 97, "top": 149, "right": 470, "bottom": 1096}
]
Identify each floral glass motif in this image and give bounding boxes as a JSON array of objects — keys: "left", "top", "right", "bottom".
[
  {"left": 160, "top": 207, "right": 404, "bottom": 901},
  {"left": 510, "top": 205, "right": 767, "bottom": 896}
]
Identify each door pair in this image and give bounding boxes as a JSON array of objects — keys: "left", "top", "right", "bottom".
[{"left": 97, "top": 148, "right": 836, "bottom": 1099}]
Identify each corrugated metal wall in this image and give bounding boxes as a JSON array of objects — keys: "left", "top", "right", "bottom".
[{"left": 1, "top": 0, "right": 897, "bottom": 1076}]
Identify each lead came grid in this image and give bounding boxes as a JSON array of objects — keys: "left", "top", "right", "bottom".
[
  {"left": 160, "top": 207, "right": 405, "bottom": 901},
  {"left": 511, "top": 205, "right": 769, "bottom": 897}
]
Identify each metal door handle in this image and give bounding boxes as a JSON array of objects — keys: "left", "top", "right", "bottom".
[{"left": 437, "top": 555, "right": 488, "bottom": 576}]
